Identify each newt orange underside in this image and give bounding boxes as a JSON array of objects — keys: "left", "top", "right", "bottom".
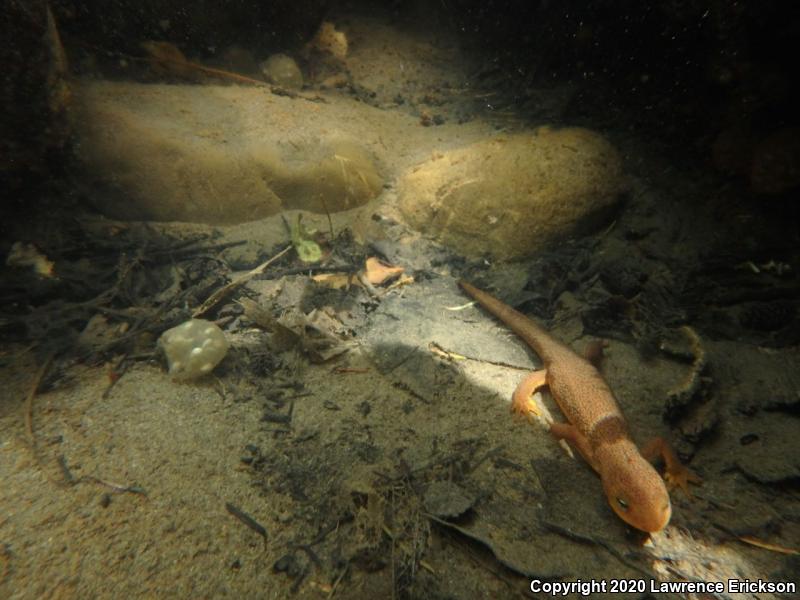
[{"left": 459, "top": 280, "right": 699, "bottom": 533}]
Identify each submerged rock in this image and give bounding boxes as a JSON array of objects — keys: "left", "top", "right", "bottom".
[
  {"left": 260, "top": 53, "right": 304, "bottom": 89},
  {"left": 73, "top": 81, "right": 383, "bottom": 223},
  {"left": 396, "top": 126, "right": 626, "bottom": 260}
]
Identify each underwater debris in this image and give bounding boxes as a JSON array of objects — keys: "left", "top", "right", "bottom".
[
  {"left": 6, "top": 242, "right": 55, "bottom": 278},
  {"left": 240, "top": 298, "right": 353, "bottom": 363},
  {"left": 225, "top": 502, "right": 268, "bottom": 549},
  {"left": 663, "top": 325, "right": 718, "bottom": 449},
  {"left": 193, "top": 245, "right": 292, "bottom": 318},
  {"left": 665, "top": 325, "right": 707, "bottom": 414},
  {"left": 140, "top": 40, "right": 266, "bottom": 86},
  {"left": 23, "top": 352, "right": 54, "bottom": 445}
]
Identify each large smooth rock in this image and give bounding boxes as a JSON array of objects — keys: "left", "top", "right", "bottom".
[
  {"left": 73, "top": 81, "right": 384, "bottom": 223},
  {"left": 396, "top": 126, "right": 626, "bottom": 260}
]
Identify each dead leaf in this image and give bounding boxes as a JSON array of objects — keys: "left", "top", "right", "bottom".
[
  {"left": 284, "top": 308, "right": 353, "bottom": 362},
  {"left": 312, "top": 272, "right": 361, "bottom": 290},
  {"left": 6, "top": 242, "right": 55, "bottom": 278},
  {"left": 364, "top": 257, "right": 404, "bottom": 285},
  {"left": 239, "top": 298, "right": 302, "bottom": 352},
  {"left": 385, "top": 273, "right": 415, "bottom": 291},
  {"left": 241, "top": 298, "right": 354, "bottom": 362}
]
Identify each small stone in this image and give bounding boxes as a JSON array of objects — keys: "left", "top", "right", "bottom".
[{"left": 260, "top": 53, "right": 304, "bottom": 89}]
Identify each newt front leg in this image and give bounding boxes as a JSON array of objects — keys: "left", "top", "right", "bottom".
[
  {"left": 510, "top": 369, "right": 547, "bottom": 418},
  {"left": 642, "top": 437, "right": 702, "bottom": 495}
]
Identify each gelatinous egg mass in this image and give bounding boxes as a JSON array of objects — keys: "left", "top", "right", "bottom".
[{"left": 157, "top": 319, "right": 229, "bottom": 380}]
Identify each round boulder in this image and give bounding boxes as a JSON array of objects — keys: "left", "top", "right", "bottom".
[
  {"left": 72, "top": 81, "right": 383, "bottom": 224},
  {"left": 396, "top": 126, "right": 626, "bottom": 260}
]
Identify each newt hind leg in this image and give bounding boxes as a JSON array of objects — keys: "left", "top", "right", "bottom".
[
  {"left": 511, "top": 369, "right": 547, "bottom": 418},
  {"left": 583, "top": 339, "right": 609, "bottom": 369},
  {"left": 642, "top": 437, "right": 702, "bottom": 495}
]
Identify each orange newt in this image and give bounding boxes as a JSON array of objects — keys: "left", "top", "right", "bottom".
[{"left": 459, "top": 280, "right": 698, "bottom": 533}]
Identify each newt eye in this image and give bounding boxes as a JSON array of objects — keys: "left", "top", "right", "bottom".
[{"left": 616, "top": 497, "right": 629, "bottom": 511}]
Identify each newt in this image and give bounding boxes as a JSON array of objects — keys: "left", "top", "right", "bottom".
[{"left": 459, "top": 280, "right": 698, "bottom": 533}]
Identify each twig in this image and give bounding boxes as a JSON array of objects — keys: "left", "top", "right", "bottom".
[
  {"left": 320, "top": 196, "right": 335, "bottom": 240},
  {"left": 193, "top": 244, "right": 292, "bottom": 318},
  {"left": 328, "top": 562, "right": 349, "bottom": 598},
  {"left": 257, "top": 263, "right": 360, "bottom": 278},
  {"left": 102, "top": 355, "right": 130, "bottom": 399},
  {"left": 296, "top": 545, "right": 322, "bottom": 569},
  {"left": 186, "top": 62, "right": 266, "bottom": 86},
  {"left": 0, "top": 543, "right": 11, "bottom": 582},
  {"left": 24, "top": 352, "right": 54, "bottom": 445},
  {"left": 226, "top": 502, "right": 268, "bottom": 549},
  {"left": 57, "top": 454, "right": 75, "bottom": 484},
  {"left": 390, "top": 488, "right": 396, "bottom": 600},
  {"left": 79, "top": 475, "right": 147, "bottom": 496}
]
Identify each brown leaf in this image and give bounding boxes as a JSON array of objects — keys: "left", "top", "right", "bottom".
[
  {"left": 239, "top": 298, "right": 302, "bottom": 352},
  {"left": 364, "top": 257, "right": 404, "bottom": 285},
  {"left": 311, "top": 272, "right": 361, "bottom": 290}
]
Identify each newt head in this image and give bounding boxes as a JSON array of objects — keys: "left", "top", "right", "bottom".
[{"left": 596, "top": 443, "right": 672, "bottom": 533}]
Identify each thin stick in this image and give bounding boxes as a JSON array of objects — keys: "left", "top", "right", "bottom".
[
  {"left": 320, "top": 196, "right": 335, "bottom": 240},
  {"left": 193, "top": 244, "right": 292, "bottom": 318},
  {"left": 80, "top": 475, "right": 147, "bottom": 496},
  {"left": 328, "top": 563, "right": 349, "bottom": 598},
  {"left": 188, "top": 62, "right": 267, "bottom": 86},
  {"left": 390, "top": 488, "right": 396, "bottom": 600},
  {"left": 225, "top": 502, "right": 268, "bottom": 549},
  {"left": 24, "top": 353, "right": 54, "bottom": 444}
]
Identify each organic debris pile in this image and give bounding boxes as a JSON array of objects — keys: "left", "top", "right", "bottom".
[{"left": 2, "top": 221, "right": 237, "bottom": 370}]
